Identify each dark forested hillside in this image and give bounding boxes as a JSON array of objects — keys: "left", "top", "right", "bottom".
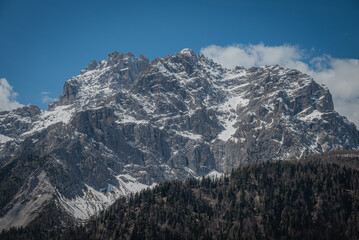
[
  {"left": 1, "top": 151, "right": 359, "bottom": 240},
  {"left": 63, "top": 152, "right": 359, "bottom": 240}
]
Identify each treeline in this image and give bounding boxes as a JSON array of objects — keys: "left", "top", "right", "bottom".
[
  {"left": 302, "top": 150, "right": 359, "bottom": 170},
  {"left": 64, "top": 156, "right": 359, "bottom": 239},
  {"left": 1, "top": 151, "right": 359, "bottom": 239}
]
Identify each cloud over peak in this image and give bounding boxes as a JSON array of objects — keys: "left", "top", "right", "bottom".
[
  {"left": 0, "top": 78, "right": 23, "bottom": 112},
  {"left": 201, "top": 44, "right": 359, "bottom": 127},
  {"left": 40, "top": 91, "right": 57, "bottom": 104},
  {"left": 200, "top": 43, "right": 305, "bottom": 69}
]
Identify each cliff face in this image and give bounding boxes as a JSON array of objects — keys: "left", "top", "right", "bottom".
[{"left": 0, "top": 49, "right": 358, "bottom": 229}]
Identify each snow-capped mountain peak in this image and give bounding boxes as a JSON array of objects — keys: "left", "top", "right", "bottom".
[{"left": 0, "top": 49, "right": 358, "bottom": 230}]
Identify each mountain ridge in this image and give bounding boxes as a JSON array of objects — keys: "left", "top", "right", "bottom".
[{"left": 0, "top": 48, "right": 358, "bottom": 230}]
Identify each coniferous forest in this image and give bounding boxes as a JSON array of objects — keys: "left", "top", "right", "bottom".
[{"left": 1, "top": 151, "right": 359, "bottom": 240}]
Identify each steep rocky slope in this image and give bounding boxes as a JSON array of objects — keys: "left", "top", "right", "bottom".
[
  {"left": 0, "top": 49, "right": 358, "bottom": 230},
  {"left": 2, "top": 151, "right": 359, "bottom": 240}
]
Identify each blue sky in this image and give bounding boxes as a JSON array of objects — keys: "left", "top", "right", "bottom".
[{"left": 0, "top": 0, "right": 359, "bottom": 123}]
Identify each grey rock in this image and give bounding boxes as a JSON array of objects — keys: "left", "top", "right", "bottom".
[{"left": 0, "top": 49, "right": 358, "bottom": 230}]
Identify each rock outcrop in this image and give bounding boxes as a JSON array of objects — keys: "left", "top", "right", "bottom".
[{"left": 0, "top": 49, "right": 358, "bottom": 230}]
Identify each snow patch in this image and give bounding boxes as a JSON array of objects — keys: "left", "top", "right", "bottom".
[
  {"left": 22, "top": 105, "right": 75, "bottom": 137},
  {"left": 115, "top": 174, "right": 151, "bottom": 194},
  {"left": 57, "top": 184, "right": 119, "bottom": 221},
  {"left": 226, "top": 96, "right": 249, "bottom": 109},
  {"left": 184, "top": 166, "right": 196, "bottom": 175},
  {"left": 173, "top": 130, "right": 203, "bottom": 140},
  {"left": 117, "top": 115, "right": 149, "bottom": 124},
  {"left": 218, "top": 117, "right": 237, "bottom": 141},
  {"left": 0, "top": 134, "right": 13, "bottom": 143},
  {"left": 59, "top": 174, "right": 153, "bottom": 221},
  {"left": 298, "top": 110, "right": 323, "bottom": 122},
  {"left": 179, "top": 48, "right": 194, "bottom": 56},
  {"left": 206, "top": 170, "right": 224, "bottom": 179}
]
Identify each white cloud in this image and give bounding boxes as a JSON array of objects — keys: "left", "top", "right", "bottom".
[
  {"left": 200, "top": 44, "right": 359, "bottom": 127},
  {"left": 309, "top": 57, "right": 359, "bottom": 127},
  {"left": 41, "top": 92, "right": 57, "bottom": 104},
  {"left": 200, "top": 43, "right": 305, "bottom": 69},
  {"left": 0, "top": 78, "right": 23, "bottom": 112}
]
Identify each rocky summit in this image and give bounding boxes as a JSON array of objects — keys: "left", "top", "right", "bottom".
[{"left": 0, "top": 49, "right": 358, "bottom": 230}]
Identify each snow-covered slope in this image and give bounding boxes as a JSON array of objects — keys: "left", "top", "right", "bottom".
[{"left": 0, "top": 49, "right": 358, "bottom": 230}]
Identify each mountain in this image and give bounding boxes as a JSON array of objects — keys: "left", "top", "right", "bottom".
[
  {"left": 2, "top": 151, "right": 359, "bottom": 239},
  {"left": 0, "top": 49, "right": 358, "bottom": 231}
]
